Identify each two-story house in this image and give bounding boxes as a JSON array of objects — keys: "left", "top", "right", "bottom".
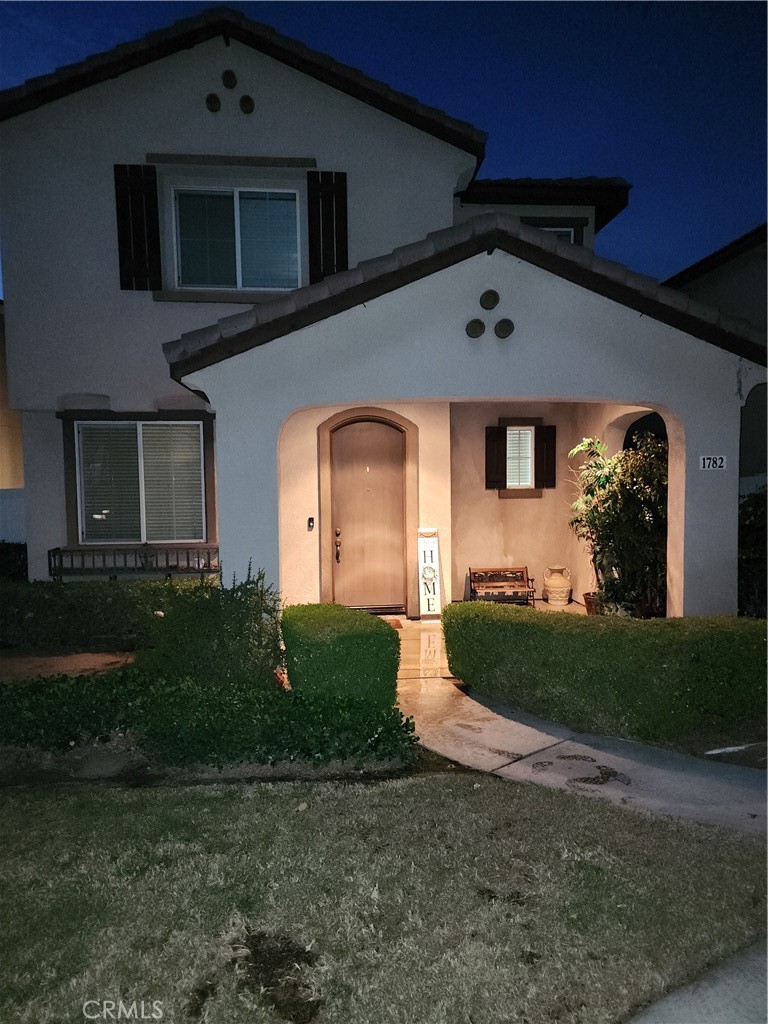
[{"left": 0, "top": 7, "right": 765, "bottom": 616}]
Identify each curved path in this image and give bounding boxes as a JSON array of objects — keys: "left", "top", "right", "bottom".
[
  {"left": 396, "top": 618, "right": 767, "bottom": 1023},
  {"left": 396, "top": 619, "right": 766, "bottom": 836}
]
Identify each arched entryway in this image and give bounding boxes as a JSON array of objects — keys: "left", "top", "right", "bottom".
[{"left": 318, "top": 407, "right": 419, "bottom": 616}]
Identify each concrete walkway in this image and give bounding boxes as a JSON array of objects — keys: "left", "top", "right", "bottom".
[{"left": 396, "top": 618, "right": 767, "bottom": 1024}]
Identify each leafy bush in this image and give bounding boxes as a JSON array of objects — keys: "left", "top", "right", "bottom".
[
  {"left": 281, "top": 603, "right": 400, "bottom": 708},
  {"left": 137, "top": 570, "right": 282, "bottom": 686},
  {"left": 569, "top": 435, "right": 668, "bottom": 617},
  {"left": 0, "top": 594, "right": 414, "bottom": 765},
  {"left": 442, "top": 601, "right": 766, "bottom": 744},
  {"left": 739, "top": 486, "right": 767, "bottom": 618},
  {"left": 0, "top": 542, "right": 27, "bottom": 582},
  {"left": 0, "top": 578, "right": 194, "bottom": 651}
]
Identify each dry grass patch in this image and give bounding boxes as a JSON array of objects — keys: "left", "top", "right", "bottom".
[{"left": 1, "top": 775, "right": 764, "bottom": 1024}]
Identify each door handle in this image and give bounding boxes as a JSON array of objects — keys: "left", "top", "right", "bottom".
[{"left": 335, "top": 528, "right": 341, "bottom": 563}]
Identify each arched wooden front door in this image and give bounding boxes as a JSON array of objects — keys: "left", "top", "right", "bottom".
[{"left": 330, "top": 419, "right": 406, "bottom": 611}]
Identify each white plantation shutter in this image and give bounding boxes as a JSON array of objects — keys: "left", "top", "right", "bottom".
[
  {"left": 79, "top": 424, "right": 142, "bottom": 541},
  {"left": 506, "top": 427, "right": 533, "bottom": 488},
  {"left": 77, "top": 421, "right": 205, "bottom": 543}
]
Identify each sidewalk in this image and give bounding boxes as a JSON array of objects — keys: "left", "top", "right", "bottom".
[
  {"left": 396, "top": 619, "right": 766, "bottom": 836},
  {"left": 396, "top": 618, "right": 767, "bottom": 1024}
]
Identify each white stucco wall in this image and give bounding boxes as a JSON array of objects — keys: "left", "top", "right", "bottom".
[
  {"left": 0, "top": 34, "right": 478, "bottom": 575},
  {"left": 278, "top": 402, "right": 451, "bottom": 606},
  {"left": 0, "top": 37, "right": 473, "bottom": 414},
  {"left": 184, "top": 249, "right": 766, "bottom": 616}
]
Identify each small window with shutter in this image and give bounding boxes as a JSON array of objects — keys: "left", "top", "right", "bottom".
[{"left": 485, "top": 420, "right": 556, "bottom": 497}]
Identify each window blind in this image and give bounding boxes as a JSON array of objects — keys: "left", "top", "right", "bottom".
[
  {"left": 77, "top": 422, "right": 204, "bottom": 543},
  {"left": 141, "top": 423, "right": 204, "bottom": 541},
  {"left": 240, "top": 191, "right": 298, "bottom": 289},
  {"left": 176, "top": 191, "right": 236, "bottom": 287},
  {"left": 79, "top": 424, "right": 142, "bottom": 541}
]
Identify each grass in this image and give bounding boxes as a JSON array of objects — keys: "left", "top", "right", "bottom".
[{"left": 1, "top": 776, "right": 765, "bottom": 1024}]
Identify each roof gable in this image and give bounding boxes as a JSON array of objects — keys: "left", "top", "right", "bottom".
[
  {"left": 0, "top": 7, "right": 486, "bottom": 160},
  {"left": 165, "top": 214, "right": 767, "bottom": 380}
]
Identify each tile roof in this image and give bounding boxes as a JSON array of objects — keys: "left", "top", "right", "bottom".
[
  {"left": 0, "top": 7, "right": 486, "bottom": 160},
  {"left": 458, "top": 177, "right": 631, "bottom": 231},
  {"left": 165, "top": 213, "right": 766, "bottom": 380},
  {"left": 664, "top": 223, "right": 767, "bottom": 289}
]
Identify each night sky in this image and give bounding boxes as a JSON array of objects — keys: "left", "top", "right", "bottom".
[{"left": 1, "top": 1, "right": 765, "bottom": 284}]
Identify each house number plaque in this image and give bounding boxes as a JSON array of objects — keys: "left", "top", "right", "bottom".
[
  {"left": 699, "top": 456, "right": 727, "bottom": 470},
  {"left": 417, "top": 528, "right": 442, "bottom": 617}
]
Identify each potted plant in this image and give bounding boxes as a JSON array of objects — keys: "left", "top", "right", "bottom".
[{"left": 568, "top": 435, "right": 668, "bottom": 618}]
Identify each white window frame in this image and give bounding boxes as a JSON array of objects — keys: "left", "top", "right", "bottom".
[
  {"left": 505, "top": 425, "right": 536, "bottom": 489},
  {"left": 75, "top": 420, "right": 206, "bottom": 544},
  {"left": 173, "top": 185, "right": 301, "bottom": 292},
  {"left": 539, "top": 226, "right": 575, "bottom": 243}
]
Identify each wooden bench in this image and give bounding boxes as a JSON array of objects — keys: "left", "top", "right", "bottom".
[{"left": 468, "top": 567, "right": 536, "bottom": 606}]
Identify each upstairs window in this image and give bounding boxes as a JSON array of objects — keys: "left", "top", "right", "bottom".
[
  {"left": 77, "top": 421, "right": 205, "bottom": 543},
  {"left": 175, "top": 188, "right": 299, "bottom": 290}
]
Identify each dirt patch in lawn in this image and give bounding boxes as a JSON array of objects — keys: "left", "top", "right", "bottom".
[{"left": 0, "top": 650, "right": 134, "bottom": 681}]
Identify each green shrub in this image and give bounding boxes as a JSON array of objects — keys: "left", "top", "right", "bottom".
[
  {"left": 739, "top": 486, "right": 767, "bottom": 618},
  {"left": 137, "top": 570, "right": 282, "bottom": 686},
  {"left": 281, "top": 603, "right": 400, "bottom": 708},
  {"left": 0, "top": 669, "right": 141, "bottom": 750},
  {"left": 0, "top": 595, "right": 414, "bottom": 766},
  {"left": 0, "top": 578, "right": 196, "bottom": 651},
  {"left": 442, "top": 602, "right": 766, "bottom": 743}
]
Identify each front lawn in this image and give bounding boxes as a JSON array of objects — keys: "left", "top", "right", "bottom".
[{"left": 2, "top": 776, "right": 764, "bottom": 1024}]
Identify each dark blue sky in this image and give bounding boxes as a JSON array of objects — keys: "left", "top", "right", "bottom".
[{"left": 1, "top": 1, "right": 765, "bottom": 282}]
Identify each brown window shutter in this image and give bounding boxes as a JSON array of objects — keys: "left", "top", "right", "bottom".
[
  {"left": 534, "top": 425, "right": 557, "bottom": 488},
  {"left": 114, "top": 165, "right": 162, "bottom": 291},
  {"left": 307, "top": 171, "right": 348, "bottom": 283},
  {"left": 485, "top": 426, "right": 507, "bottom": 489}
]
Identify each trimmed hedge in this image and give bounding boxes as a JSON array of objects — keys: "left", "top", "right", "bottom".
[
  {"left": 0, "top": 578, "right": 198, "bottom": 652},
  {"left": 442, "top": 602, "right": 766, "bottom": 743},
  {"left": 0, "top": 595, "right": 414, "bottom": 766},
  {"left": 281, "top": 603, "right": 400, "bottom": 708}
]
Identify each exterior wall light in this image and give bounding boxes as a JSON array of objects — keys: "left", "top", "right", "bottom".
[
  {"left": 466, "top": 319, "right": 485, "bottom": 338},
  {"left": 494, "top": 319, "right": 514, "bottom": 339}
]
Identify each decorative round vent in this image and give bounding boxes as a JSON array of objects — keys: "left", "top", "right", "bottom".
[
  {"left": 480, "top": 289, "right": 499, "bottom": 310},
  {"left": 240, "top": 95, "right": 255, "bottom": 114},
  {"left": 494, "top": 319, "right": 515, "bottom": 339},
  {"left": 205, "top": 93, "right": 221, "bottom": 112},
  {"left": 466, "top": 319, "right": 485, "bottom": 338},
  {"left": 222, "top": 70, "right": 237, "bottom": 89}
]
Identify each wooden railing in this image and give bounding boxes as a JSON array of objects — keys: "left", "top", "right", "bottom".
[{"left": 48, "top": 545, "right": 219, "bottom": 580}]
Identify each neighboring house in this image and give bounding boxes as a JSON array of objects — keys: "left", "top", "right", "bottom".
[
  {"left": 0, "top": 7, "right": 764, "bottom": 616},
  {"left": 0, "top": 302, "right": 26, "bottom": 542},
  {"left": 664, "top": 225, "right": 767, "bottom": 496}
]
